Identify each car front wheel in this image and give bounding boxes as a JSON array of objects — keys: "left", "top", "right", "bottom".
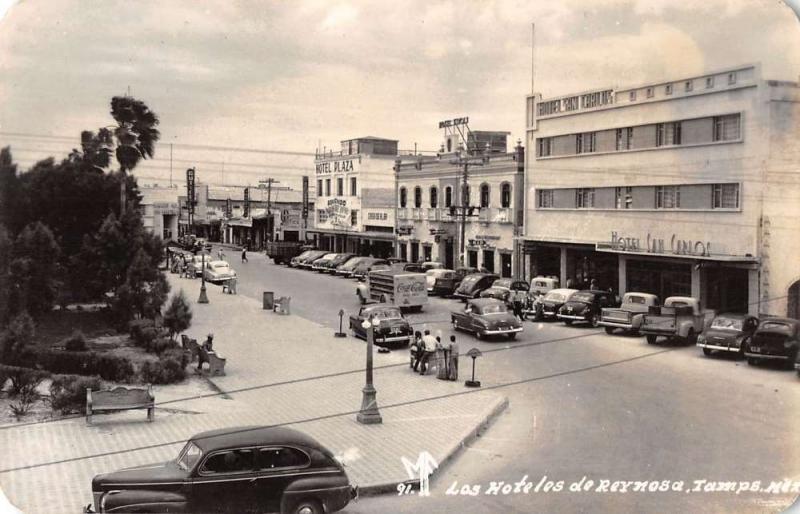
[
  {"left": 702, "top": 348, "right": 712, "bottom": 356},
  {"left": 589, "top": 314, "right": 599, "bottom": 328},
  {"left": 604, "top": 327, "right": 614, "bottom": 335},
  {"left": 286, "top": 498, "right": 323, "bottom": 514},
  {"left": 646, "top": 335, "right": 658, "bottom": 345},
  {"left": 507, "top": 333, "right": 517, "bottom": 340}
]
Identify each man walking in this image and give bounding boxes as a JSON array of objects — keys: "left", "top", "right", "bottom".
[
  {"left": 418, "top": 329, "right": 438, "bottom": 376},
  {"left": 241, "top": 245, "right": 248, "bottom": 263}
]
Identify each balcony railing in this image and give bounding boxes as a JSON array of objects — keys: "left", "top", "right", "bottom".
[
  {"left": 412, "top": 208, "right": 423, "bottom": 220},
  {"left": 440, "top": 208, "right": 454, "bottom": 222},
  {"left": 478, "top": 207, "right": 513, "bottom": 224},
  {"left": 427, "top": 208, "right": 440, "bottom": 221},
  {"left": 397, "top": 208, "right": 408, "bottom": 220}
]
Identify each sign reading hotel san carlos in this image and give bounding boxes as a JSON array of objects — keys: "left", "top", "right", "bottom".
[
  {"left": 537, "top": 89, "right": 614, "bottom": 117},
  {"left": 608, "top": 231, "right": 712, "bottom": 257}
]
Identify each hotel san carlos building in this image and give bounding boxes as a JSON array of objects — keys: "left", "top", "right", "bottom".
[{"left": 524, "top": 64, "right": 800, "bottom": 318}]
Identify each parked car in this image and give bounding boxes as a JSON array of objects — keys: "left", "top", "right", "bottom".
[
  {"left": 320, "top": 253, "right": 355, "bottom": 273},
  {"left": 311, "top": 253, "right": 340, "bottom": 272},
  {"left": 538, "top": 288, "right": 579, "bottom": 320},
  {"left": 640, "top": 296, "right": 708, "bottom": 345},
  {"left": 453, "top": 273, "right": 499, "bottom": 301},
  {"left": 744, "top": 317, "right": 800, "bottom": 368},
  {"left": 335, "top": 256, "right": 367, "bottom": 277},
  {"left": 480, "top": 279, "right": 530, "bottom": 304},
  {"left": 697, "top": 313, "right": 759, "bottom": 357},
  {"left": 85, "top": 426, "right": 357, "bottom": 514},
  {"left": 348, "top": 303, "right": 414, "bottom": 347},
  {"left": 451, "top": 298, "right": 523, "bottom": 340},
  {"left": 524, "top": 276, "right": 560, "bottom": 318},
  {"left": 599, "top": 292, "right": 660, "bottom": 335},
  {"left": 352, "top": 258, "right": 389, "bottom": 279},
  {"left": 204, "top": 260, "right": 236, "bottom": 284},
  {"left": 425, "top": 269, "right": 455, "bottom": 294},
  {"left": 291, "top": 250, "right": 327, "bottom": 268},
  {"left": 431, "top": 267, "right": 481, "bottom": 297},
  {"left": 191, "top": 254, "right": 211, "bottom": 277},
  {"left": 557, "top": 290, "right": 619, "bottom": 327}
]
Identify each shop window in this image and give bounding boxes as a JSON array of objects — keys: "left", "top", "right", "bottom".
[
  {"left": 317, "top": 209, "right": 328, "bottom": 224},
  {"left": 399, "top": 187, "right": 407, "bottom": 208},
  {"left": 712, "top": 183, "right": 739, "bottom": 209},
  {"left": 713, "top": 114, "right": 740, "bottom": 141},
  {"left": 665, "top": 84, "right": 673, "bottom": 95},
  {"left": 706, "top": 76, "right": 714, "bottom": 89},
  {"left": 575, "top": 188, "right": 595, "bottom": 209},
  {"left": 480, "top": 184, "right": 490, "bottom": 208},
  {"left": 444, "top": 186, "right": 452, "bottom": 208},
  {"left": 655, "top": 186, "right": 681, "bottom": 209},
  {"left": 350, "top": 177, "right": 357, "bottom": 196},
  {"left": 462, "top": 184, "right": 471, "bottom": 206},
  {"left": 430, "top": 187, "right": 438, "bottom": 208},
  {"left": 538, "top": 189, "right": 553, "bottom": 208},
  {"left": 629, "top": 91, "right": 637, "bottom": 101},
  {"left": 500, "top": 183, "right": 511, "bottom": 208},
  {"left": 414, "top": 186, "right": 422, "bottom": 208},
  {"left": 317, "top": 179, "right": 323, "bottom": 198}
]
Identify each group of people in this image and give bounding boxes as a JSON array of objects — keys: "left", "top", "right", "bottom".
[{"left": 411, "top": 330, "right": 459, "bottom": 380}]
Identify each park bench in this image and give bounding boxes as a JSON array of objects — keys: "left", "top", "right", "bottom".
[
  {"left": 86, "top": 385, "right": 155, "bottom": 424},
  {"left": 181, "top": 335, "right": 200, "bottom": 362},
  {"left": 198, "top": 347, "right": 226, "bottom": 376},
  {"left": 273, "top": 296, "right": 291, "bottom": 315}
]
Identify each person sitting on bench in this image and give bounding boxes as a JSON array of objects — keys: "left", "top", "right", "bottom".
[{"left": 197, "top": 333, "right": 214, "bottom": 371}]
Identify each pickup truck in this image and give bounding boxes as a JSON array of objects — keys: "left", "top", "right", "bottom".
[
  {"left": 356, "top": 269, "right": 427, "bottom": 312},
  {"left": 265, "top": 241, "right": 312, "bottom": 265},
  {"left": 640, "top": 296, "right": 708, "bottom": 345},
  {"left": 598, "top": 292, "right": 660, "bottom": 335}
]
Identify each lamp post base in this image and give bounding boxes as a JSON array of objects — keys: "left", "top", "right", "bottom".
[
  {"left": 198, "top": 285, "right": 209, "bottom": 304},
  {"left": 465, "top": 380, "right": 481, "bottom": 388},
  {"left": 356, "top": 385, "right": 382, "bottom": 424},
  {"left": 334, "top": 332, "right": 347, "bottom": 338}
]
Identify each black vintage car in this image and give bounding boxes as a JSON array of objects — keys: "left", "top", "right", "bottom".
[
  {"left": 557, "top": 290, "right": 619, "bottom": 327},
  {"left": 479, "top": 279, "right": 530, "bottom": 304},
  {"left": 431, "top": 267, "right": 482, "bottom": 297},
  {"left": 745, "top": 317, "right": 800, "bottom": 369},
  {"left": 453, "top": 273, "right": 499, "bottom": 301},
  {"left": 348, "top": 303, "right": 413, "bottom": 347},
  {"left": 696, "top": 313, "right": 758, "bottom": 357},
  {"left": 451, "top": 298, "right": 523, "bottom": 340},
  {"left": 538, "top": 288, "right": 579, "bottom": 320},
  {"left": 86, "top": 426, "right": 356, "bottom": 514}
]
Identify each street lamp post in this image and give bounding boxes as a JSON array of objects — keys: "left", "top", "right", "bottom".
[
  {"left": 357, "top": 314, "right": 382, "bottom": 424},
  {"left": 198, "top": 252, "right": 209, "bottom": 304}
]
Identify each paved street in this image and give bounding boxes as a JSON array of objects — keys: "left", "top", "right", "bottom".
[{"left": 222, "top": 248, "right": 800, "bottom": 513}]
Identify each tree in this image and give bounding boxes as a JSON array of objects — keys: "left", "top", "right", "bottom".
[
  {"left": 0, "top": 311, "right": 35, "bottom": 365},
  {"left": 10, "top": 222, "right": 61, "bottom": 317},
  {"left": 0, "top": 147, "right": 27, "bottom": 235},
  {"left": 114, "top": 248, "right": 170, "bottom": 322},
  {"left": 109, "top": 96, "right": 161, "bottom": 173},
  {"left": 163, "top": 290, "right": 192, "bottom": 341},
  {"left": 0, "top": 225, "right": 11, "bottom": 323}
]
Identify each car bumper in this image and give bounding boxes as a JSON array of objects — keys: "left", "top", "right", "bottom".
[
  {"left": 697, "top": 342, "right": 741, "bottom": 352},
  {"left": 744, "top": 351, "right": 790, "bottom": 360},
  {"left": 376, "top": 335, "right": 413, "bottom": 344},
  {"left": 557, "top": 314, "right": 589, "bottom": 322},
  {"left": 481, "top": 327, "right": 523, "bottom": 335},
  {"left": 598, "top": 321, "right": 633, "bottom": 329},
  {"left": 640, "top": 329, "right": 676, "bottom": 336}
]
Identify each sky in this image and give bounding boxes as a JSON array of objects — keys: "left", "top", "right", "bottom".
[{"left": 0, "top": 0, "right": 799, "bottom": 190}]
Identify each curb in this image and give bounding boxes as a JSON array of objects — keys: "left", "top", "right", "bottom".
[{"left": 357, "top": 394, "right": 510, "bottom": 497}]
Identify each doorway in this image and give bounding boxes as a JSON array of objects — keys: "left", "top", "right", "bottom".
[
  {"left": 500, "top": 253, "right": 512, "bottom": 278},
  {"left": 468, "top": 250, "right": 478, "bottom": 268},
  {"left": 483, "top": 250, "right": 495, "bottom": 273},
  {"left": 444, "top": 241, "right": 454, "bottom": 269}
]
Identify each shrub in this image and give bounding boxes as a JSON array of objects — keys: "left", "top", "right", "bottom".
[
  {"left": 0, "top": 311, "right": 35, "bottom": 365},
  {"left": 34, "top": 350, "right": 135, "bottom": 383},
  {"left": 0, "top": 365, "right": 49, "bottom": 397},
  {"left": 10, "top": 387, "right": 39, "bottom": 419},
  {"left": 163, "top": 290, "right": 192, "bottom": 341},
  {"left": 49, "top": 374, "right": 103, "bottom": 415},
  {"left": 140, "top": 354, "right": 186, "bottom": 385},
  {"left": 162, "top": 348, "right": 190, "bottom": 369},
  {"left": 148, "top": 336, "right": 177, "bottom": 355},
  {"left": 64, "top": 330, "right": 88, "bottom": 352},
  {"left": 129, "top": 319, "right": 161, "bottom": 350}
]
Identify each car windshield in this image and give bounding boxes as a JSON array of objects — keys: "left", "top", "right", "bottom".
[
  {"left": 213, "top": 263, "right": 229, "bottom": 269},
  {"left": 544, "top": 292, "right": 565, "bottom": 302},
  {"left": 493, "top": 279, "right": 512, "bottom": 289},
  {"left": 571, "top": 292, "right": 595, "bottom": 303},
  {"left": 370, "top": 308, "right": 402, "bottom": 320},
  {"left": 711, "top": 318, "right": 743, "bottom": 330},
  {"left": 177, "top": 441, "right": 202, "bottom": 471},
  {"left": 479, "top": 303, "right": 508, "bottom": 315},
  {"left": 626, "top": 295, "right": 648, "bottom": 304},
  {"left": 759, "top": 321, "right": 793, "bottom": 333}
]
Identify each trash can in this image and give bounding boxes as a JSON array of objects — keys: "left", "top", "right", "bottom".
[{"left": 263, "top": 291, "right": 274, "bottom": 310}]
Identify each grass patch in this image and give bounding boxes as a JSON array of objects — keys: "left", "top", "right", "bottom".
[{"left": 34, "top": 310, "right": 115, "bottom": 349}]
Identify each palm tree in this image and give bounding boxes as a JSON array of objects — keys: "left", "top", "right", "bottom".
[{"left": 109, "top": 96, "right": 161, "bottom": 173}]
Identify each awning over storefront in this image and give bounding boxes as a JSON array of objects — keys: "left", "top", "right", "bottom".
[
  {"left": 307, "top": 228, "right": 395, "bottom": 241},
  {"left": 595, "top": 242, "right": 759, "bottom": 263},
  {"left": 226, "top": 218, "right": 253, "bottom": 228}
]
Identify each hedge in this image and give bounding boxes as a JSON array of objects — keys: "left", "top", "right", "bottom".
[
  {"left": 0, "top": 364, "right": 50, "bottom": 397},
  {"left": 34, "top": 350, "right": 135, "bottom": 383},
  {"left": 140, "top": 350, "right": 187, "bottom": 384},
  {"left": 49, "top": 374, "right": 104, "bottom": 414}
]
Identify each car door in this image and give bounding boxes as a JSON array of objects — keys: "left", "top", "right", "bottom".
[
  {"left": 192, "top": 448, "right": 259, "bottom": 513},
  {"left": 253, "top": 446, "right": 313, "bottom": 512},
  {"left": 453, "top": 304, "right": 470, "bottom": 330}
]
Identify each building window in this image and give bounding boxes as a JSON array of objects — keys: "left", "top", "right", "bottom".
[
  {"left": 615, "top": 187, "right": 633, "bottom": 209},
  {"left": 537, "top": 137, "right": 551, "bottom": 157},
  {"left": 646, "top": 87, "right": 654, "bottom": 98},
  {"left": 317, "top": 179, "right": 323, "bottom": 197},
  {"left": 665, "top": 84, "right": 673, "bottom": 95},
  {"left": 480, "top": 184, "right": 490, "bottom": 208},
  {"left": 350, "top": 177, "right": 357, "bottom": 196},
  {"left": 351, "top": 209, "right": 358, "bottom": 226},
  {"left": 462, "top": 184, "right": 471, "bottom": 206},
  {"left": 399, "top": 187, "right": 407, "bottom": 208},
  {"left": 576, "top": 188, "right": 595, "bottom": 208},
  {"left": 684, "top": 80, "right": 693, "bottom": 92},
  {"left": 706, "top": 76, "right": 714, "bottom": 89},
  {"left": 325, "top": 179, "right": 331, "bottom": 196},
  {"left": 615, "top": 128, "right": 633, "bottom": 151},
  {"left": 336, "top": 177, "right": 343, "bottom": 196},
  {"left": 629, "top": 91, "right": 637, "bottom": 101},
  {"left": 656, "top": 122, "right": 681, "bottom": 146},
  {"left": 500, "top": 183, "right": 511, "bottom": 208},
  {"left": 537, "top": 189, "right": 553, "bottom": 208},
  {"left": 430, "top": 187, "right": 438, "bottom": 208},
  {"left": 318, "top": 209, "right": 328, "bottom": 224},
  {"left": 712, "top": 183, "right": 739, "bottom": 209},
  {"left": 713, "top": 114, "right": 741, "bottom": 141},
  {"left": 445, "top": 186, "right": 452, "bottom": 208},
  {"left": 656, "top": 186, "right": 681, "bottom": 209},
  {"left": 414, "top": 186, "right": 422, "bottom": 208},
  {"left": 576, "top": 132, "right": 596, "bottom": 154},
  {"left": 728, "top": 72, "right": 737, "bottom": 85}
]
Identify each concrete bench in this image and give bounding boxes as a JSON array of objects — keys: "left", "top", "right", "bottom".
[
  {"left": 86, "top": 385, "right": 154, "bottom": 424},
  {"left": 198, "top": 347, "right": 226, "bottom": 376},
  {"left": 273, "top": 296, "right": 291, "bottom": 315}
]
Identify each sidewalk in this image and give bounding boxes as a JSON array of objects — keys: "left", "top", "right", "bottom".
[{"left": 0, "top": 272, "right": 507, "bottom": 513}]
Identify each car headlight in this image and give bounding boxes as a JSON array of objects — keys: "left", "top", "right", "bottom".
[{"left": 697, "top": 334, "right": 705, "bottom": 343}]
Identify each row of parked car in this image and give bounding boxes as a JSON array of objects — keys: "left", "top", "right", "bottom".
[{"left": 170, "top": 249, "right": 237, "bottom": 284}]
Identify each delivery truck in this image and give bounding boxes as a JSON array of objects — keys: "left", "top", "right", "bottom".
[{"left": 356, "top": 269, "right": 427, "bottom": 312}]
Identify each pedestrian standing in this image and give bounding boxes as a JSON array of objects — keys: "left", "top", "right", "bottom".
[
  {"left": 411, "top": 331, "right": 423, "bottom": 371},
  {"left": 436, "top": 336, "right": 448, "bottom": 380},
  {"left": 512, "top": 289, "right": 525, "bottom": 321},
  {"left": 418, "top": 330, "right": 437, "bottom": 375},
  {"left": 447, "top": 335, "right": 459, "bottom": 381},
  {"left": 217, "top": 247, "right": 225, "bottom": 261},
  {"left": 241, "top": 246, "right": 248, "bottom": 263}
]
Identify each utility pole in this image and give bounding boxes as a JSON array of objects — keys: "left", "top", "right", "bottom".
[{"left": 259, "top": 178, "right": 280, "bottom": 243}]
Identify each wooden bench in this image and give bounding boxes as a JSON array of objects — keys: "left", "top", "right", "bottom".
[
  {"left": 86, "top": 385, "right": 155, "bottom": 424},
  {"left": 198, "top": 347, "right": 226, "bottom": 376},
  {"left": 181, "top": 335, "right": 200, "bottom": 362}
]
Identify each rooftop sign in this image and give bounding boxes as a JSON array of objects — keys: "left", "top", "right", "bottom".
[
  {"left": 438, "top": 117, "right": 469, "bottom": 129},
  {"left": 537, "top": 89, "right": 614, "bottom": 117}
]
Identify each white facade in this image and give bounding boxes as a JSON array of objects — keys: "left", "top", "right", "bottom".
[
  {"left": 524, "top": 63, "right": 800, "bottom": 317},
  {"left": 139, "top": 185, "right": 180, "bottom": 242}
]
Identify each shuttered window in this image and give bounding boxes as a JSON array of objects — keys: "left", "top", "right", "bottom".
[
  {"left": 712, "top": 184, "right": 739, "bottom": 208},
  {"left": 713, "top": 114, "right": 741, "bottom": 141}
]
